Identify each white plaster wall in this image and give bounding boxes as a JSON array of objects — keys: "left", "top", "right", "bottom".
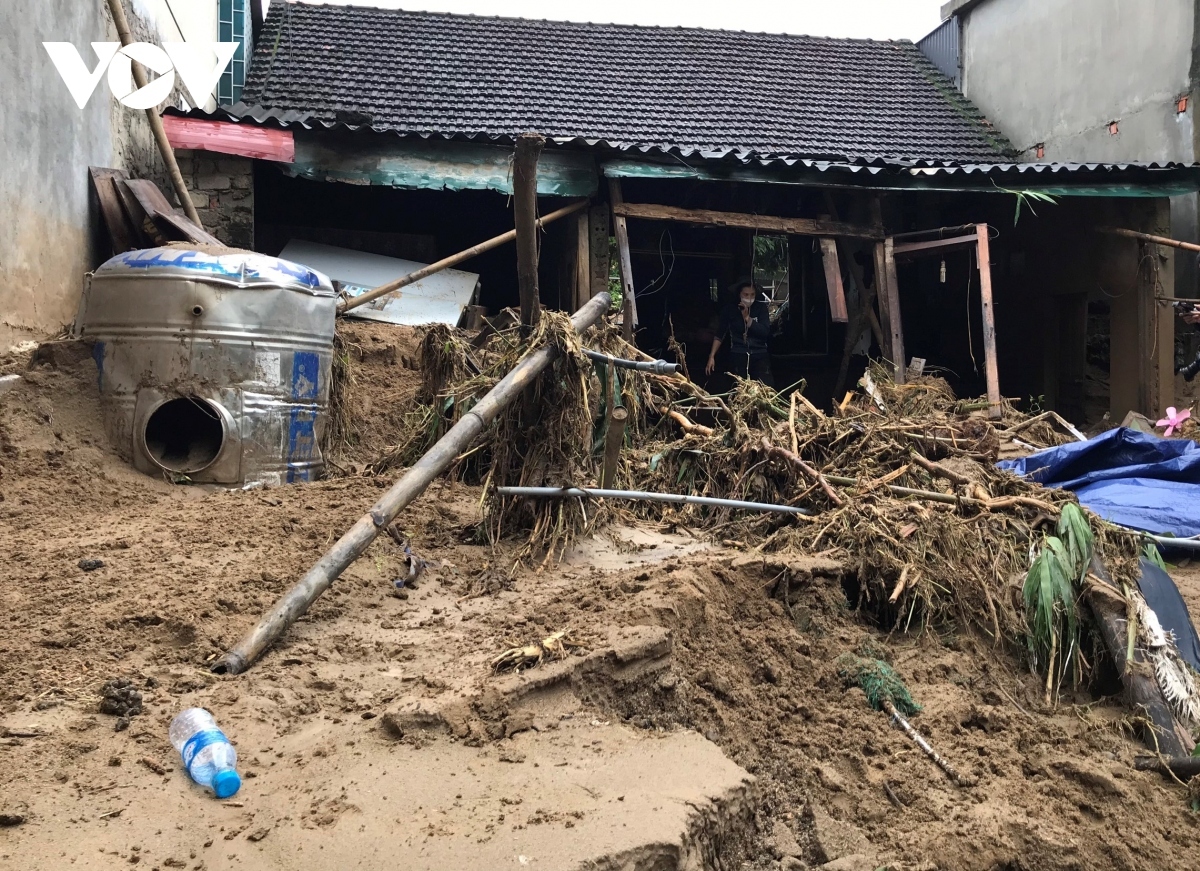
[{"left": 960, "top": 0, "right": 1195, "bottom": 163}]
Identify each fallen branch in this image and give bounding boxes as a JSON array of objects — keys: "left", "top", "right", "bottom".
[
  {"left": 910, "top": 452, "right": 972, "bottom": 487},
  {"left": 761, "top": 438, "right": 845, "bottom": 507}
]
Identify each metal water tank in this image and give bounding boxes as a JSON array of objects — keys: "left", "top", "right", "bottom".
[{"left": 76, "top": 247, "right": 337, "bottom": 487}]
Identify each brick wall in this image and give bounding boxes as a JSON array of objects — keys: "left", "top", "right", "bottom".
[{"left": 174, "top": 150, "right": 254, "bottom": 251}]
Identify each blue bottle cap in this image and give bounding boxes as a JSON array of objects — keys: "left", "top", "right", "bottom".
[{"left": 212, "top": 769, "right": 241, "bottom": 799}]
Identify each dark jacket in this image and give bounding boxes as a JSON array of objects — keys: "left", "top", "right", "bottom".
[{"left": 718, "top": 300, "right": 771, "bottom": 356}]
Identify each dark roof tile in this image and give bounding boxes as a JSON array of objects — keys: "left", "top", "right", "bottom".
[{"left": 243, "top": 3, "right": 1014, "bottom": 163}]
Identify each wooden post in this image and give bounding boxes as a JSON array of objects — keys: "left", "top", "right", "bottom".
[
  {"left": 818, "top": 237, "right": 849, "bottom": 323},
  {"left": 883, "top": 237, "right": 906, "bottom": 385},
  {"left": 607, "top": 179, "right": 637, "bottom": 342},
  {"left": 575, "top": 211, "right": 590, "bottom": 311},
  {"left": 105, "top": 0, "right": 203, "bottom": 228},
  {"left": 975, "top": 224, "right": 1001, "bottom": 419},
  {"left": 589, "top": 203, "right": 611, "bottom": 299},
  {"left": 873, "top": 241, "right": 894, "bottom": 364},
  {"left": 513, "top": 133, "right": 545, "bottom": 335}
]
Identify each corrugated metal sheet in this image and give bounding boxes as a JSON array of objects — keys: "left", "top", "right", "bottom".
[
  {"left": 165, "top": 105, "right": 1200, "bottom": 194},
  {"left": 602, "top": 158, "right": 1200, "bottom": 196},
  {"left": 918, "top": 18, "right": 961, "bottom": 87}
]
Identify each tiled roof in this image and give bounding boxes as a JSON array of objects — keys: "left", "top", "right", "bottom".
[{"left": 243, "top": 2, "right": 1015, "bottom": 163}]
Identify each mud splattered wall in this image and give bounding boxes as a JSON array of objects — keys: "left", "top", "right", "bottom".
[{"left": 0, "top": 0, "right": 178, "bottom": 352}]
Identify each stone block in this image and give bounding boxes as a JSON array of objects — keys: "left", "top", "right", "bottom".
[
  {"left": 196, "top": 173, "right": 230, "bottom": 191},
  {"left": 217, "top": 157, "right": 250, "bottom": 175}
]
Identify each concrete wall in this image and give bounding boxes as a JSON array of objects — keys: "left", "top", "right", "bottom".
[
  {"left": 0, "top": 1, "right": 210, "bottom": 352},
  {"left": 959, "top": 0, "right": 1196, "bottom": 163},
  {"left": 956, "top": 0, "right": 1200, "bottom": 389}
]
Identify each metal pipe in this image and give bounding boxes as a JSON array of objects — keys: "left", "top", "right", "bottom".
[
  {"left": 600, "top": 407, "right": 629, "bottom": 489},
  {"left": 214, "top": 293, "right": 613, "bottom": 675},
  {"left": 581, "top": 349, "right": 680, "bottom": 374},
  {"left": 106, "top": 0, "right": 203, "bottom": 228},
  {"left": 338, "top": 200, "right": 589, "bottom": 314},
  {"left": 497, "top": 486, "right": 814, "bottom": 516}
]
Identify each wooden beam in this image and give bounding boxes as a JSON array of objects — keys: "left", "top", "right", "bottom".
[
  {"left": 883, "top": 237, "right": 906, "bottom": 385},
  {"left": 513, "top": 133, "right": 545, "bottom": 335},
  {"left": 611, "top": 201, "right": 882, "bottom": 239},
  {"left": 818, "top": 238, "right": 849, "bottom": 323},
  {"left": 975, "top": 224, "right": 1002, "bottom": 419},
  {"left": 607, "top": 179, "right": 637, "bottom": 341},
  {"left": 892, "top": 233, "right": 979, "bottom": 257}
]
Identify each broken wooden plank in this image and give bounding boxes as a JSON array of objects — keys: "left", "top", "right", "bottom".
[
  {"left": 153, "top": 210, "right": 223, "bottom": 247},
  {"left": 607, "top": 179, "right": 637, "bottom": 341},
  {"left": 975, "top": 224, "right": 1001, "bottom": 419},
  {"left": 123, "top": 178, "right": 179, "bottom": 221},
  {"left": 112, "top": 178, "right": 156, "bottom": 248},
  {"left": 611, "top": 202, "right": 882, "bottom": 239},
  {"left": 818, "top": 237, "right": 849, "bottom": 323},
  {"left": 89, "top": 167, "right": 136, "bottom": 256}
]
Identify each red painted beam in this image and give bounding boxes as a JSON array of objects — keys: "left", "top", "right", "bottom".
[{"left": 162, "top": 116, "right": 294, "bottom": 163}]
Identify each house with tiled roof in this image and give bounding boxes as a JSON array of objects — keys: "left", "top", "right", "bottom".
[{"left": 161, "top": 1, "right": 1200, "bottom": 422}]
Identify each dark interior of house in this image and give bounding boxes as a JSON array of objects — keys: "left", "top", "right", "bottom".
[{"left": 252, "top": 163, "right": 1164, "bottom": 424}]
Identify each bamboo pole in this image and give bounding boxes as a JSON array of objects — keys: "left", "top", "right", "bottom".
[
  {"left": 213, "top": 293, "right": 613, "bottom": 675},
  {"left": 338, "top": 200, "right": 589, "bottom": 314},
  {"left": 600, "top": 406, "right": 629, "bottom": 489},
  {"left": 1102, "top": 227, "right": 1200, "bottom": 254},
  {"left": 106, "top": 0, "right": 203, "bottom": 227},
  {"left": 514, "top": 133, "right": 545, "bottom": 334}
]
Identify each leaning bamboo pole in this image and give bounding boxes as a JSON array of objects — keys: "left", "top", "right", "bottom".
[
  {"left": 214, "top": 293, "right": 613, "bottom": 675},
  {"left": 338, "top": 200, "right": 589, "bottom": 314},
  {"left": 106, "top": 0, "right": 203, "bottom": 227}
]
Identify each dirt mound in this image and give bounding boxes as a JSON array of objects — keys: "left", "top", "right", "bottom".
[
  {"left": 327, "top": 319, "right": 426, "bottom": 472},
  {"left": 577, "top": 555, "right": 1192, "bottom": 871}
]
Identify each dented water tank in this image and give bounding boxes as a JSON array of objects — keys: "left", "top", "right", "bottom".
[{"left": 76, "top": 247, "right": 337, "bottom": 487}]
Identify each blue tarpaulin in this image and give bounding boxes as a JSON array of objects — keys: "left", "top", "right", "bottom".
[{"left": 997, "top": 427, "right": 1200, "bottom": 537}]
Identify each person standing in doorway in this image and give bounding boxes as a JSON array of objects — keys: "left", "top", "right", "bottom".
[{"left": 706, "top": 279, "right": 774, "bottom": 386}]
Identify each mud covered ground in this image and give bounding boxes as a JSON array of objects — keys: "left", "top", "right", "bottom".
[{"left": 2, "top": 325, "right": 1199, "bottom": 871}]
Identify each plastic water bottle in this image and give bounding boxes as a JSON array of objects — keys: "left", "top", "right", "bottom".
[{"left": 168, "top": 708, "right": 241, "bottom": 799}]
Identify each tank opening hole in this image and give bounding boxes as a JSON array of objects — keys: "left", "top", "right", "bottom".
[
  {"left": 144, "top": 397, "right": 224, "bottom": 473},
  {"left": 191, "top": 304, "right": 204, "bottom": 317}
]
